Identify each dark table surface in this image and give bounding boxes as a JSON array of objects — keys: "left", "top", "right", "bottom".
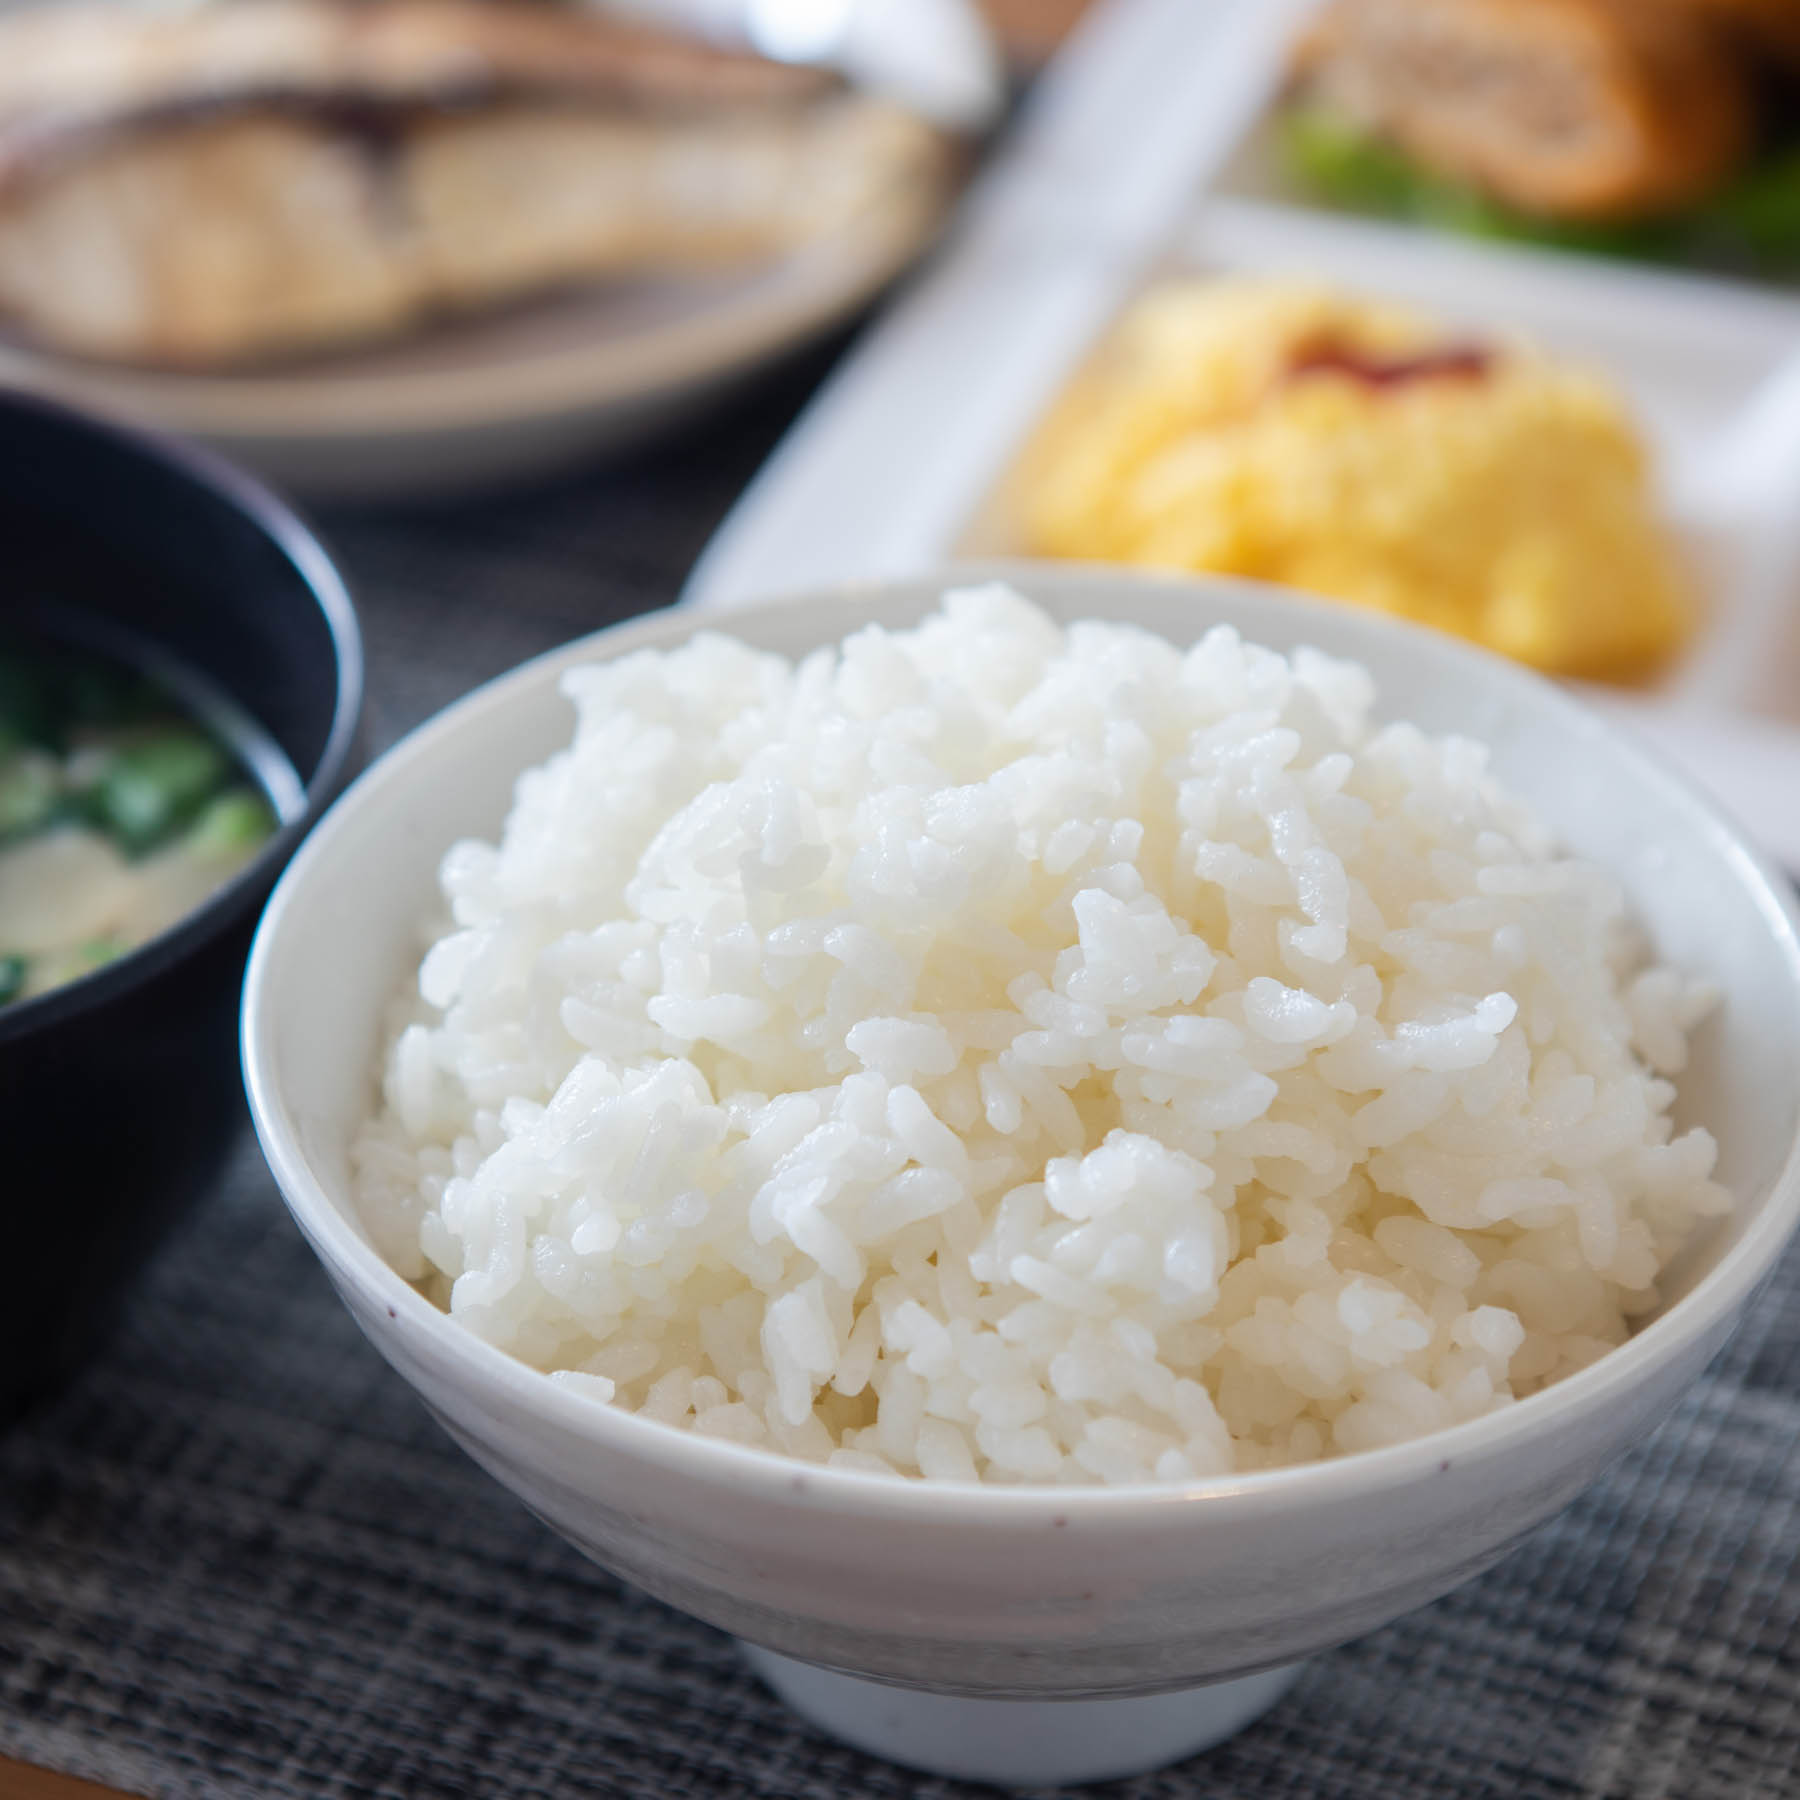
[{"left": 6, "top": 343, "right": 1800, "bottom": 1800}]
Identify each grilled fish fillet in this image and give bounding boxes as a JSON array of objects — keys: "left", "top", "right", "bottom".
[
  {"left": 1292, "top": 0, "right": 1752, "bottom": 220},
  {"left": 0, "top": 0, "right": 952, "bottom": 365}
]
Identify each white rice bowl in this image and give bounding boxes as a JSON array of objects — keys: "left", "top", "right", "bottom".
[{"left": 353, "top": 584, "right": 1728, "bottom": 1485}]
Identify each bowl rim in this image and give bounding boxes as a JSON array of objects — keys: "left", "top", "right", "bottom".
[
  {"left": 243, "top": 565, "right": 1800, "bottom": 1523},
  {"left": 0, "top": 386, "right": 364, "bottom": 1044}
]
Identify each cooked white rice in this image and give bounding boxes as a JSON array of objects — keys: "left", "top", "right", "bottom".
[{"left": 354, "top": 584, "right": 1728, "bottom": 1484}]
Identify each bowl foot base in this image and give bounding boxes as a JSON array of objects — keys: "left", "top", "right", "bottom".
[{"left": 737, "top": 1644, "right": 1305, "bottom": 1787}]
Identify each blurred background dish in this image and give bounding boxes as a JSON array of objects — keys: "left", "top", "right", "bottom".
[
  {"left": 0, "top": 0, "right": 989, "bottom": 498},
  {"left": 0, "top": 387, "right": 360, "bottom": 1424},
  {"left": 1010, "top": 275, "right": 1691, "bottom": 680},
  {"left": 0, "top": 0, "right": 956, "bottom": 367},
  {"left": 1276, "top": 0, "right": 1800, "bottom": 277},
  {"left": 0, "top": 211, "right": 956, "bottom": 498}
]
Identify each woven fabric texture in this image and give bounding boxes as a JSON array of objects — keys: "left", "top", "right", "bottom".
[{"left": 4, "top": 361, "right": 1800, "bottom": 1800}]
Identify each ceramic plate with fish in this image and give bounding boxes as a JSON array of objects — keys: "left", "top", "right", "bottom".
[{"left": 0, "top": 0, "right": 971, "bottom": 495}]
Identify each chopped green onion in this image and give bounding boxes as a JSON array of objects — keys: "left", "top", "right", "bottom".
[
  {"left": 89, "top": 729, "right": 230, "bottom": 855},
  {"left": 185, "top": 787, "right": 275, "bottom": 854},
  {"left": 0, "top": 954, "right": 24, "bottom": 1006}
]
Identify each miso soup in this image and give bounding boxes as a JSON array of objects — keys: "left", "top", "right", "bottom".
[{"left": 0, "top": 623, "right": 298, "bottom": 1007}]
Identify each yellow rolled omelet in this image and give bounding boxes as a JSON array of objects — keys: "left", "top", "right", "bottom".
[{"left": 1017, "top": 280, "right": 1689, "bottom": 680}]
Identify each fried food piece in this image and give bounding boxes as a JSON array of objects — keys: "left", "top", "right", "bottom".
[
  {"left": 1015, "top": 280, "right": 1691, "bottom": 680},
  {"left": 0, "top": 0, "right": 951, "bottom": 365},
  {"left": 1292, "top": 0, "right": 1752, "bottom": 220}
]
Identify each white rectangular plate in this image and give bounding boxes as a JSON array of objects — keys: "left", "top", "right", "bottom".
[{"left": 686, "top": 0, "right": 1800, "bottom": 869}]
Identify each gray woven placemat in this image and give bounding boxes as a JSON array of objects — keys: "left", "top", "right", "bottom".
[{"left": 6, "top": 361, "right": 1800, "bottom": 1800}]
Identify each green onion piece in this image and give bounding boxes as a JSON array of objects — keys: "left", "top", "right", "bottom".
[
  {"left": 0, "top": 954, "right": 25, "bottom": 1006},
  {"left": 186, "top": 787, "right": 276, "bottom": 854},
  {"left": 92, "top": 729, "right": 230, "bottom": 855}
]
